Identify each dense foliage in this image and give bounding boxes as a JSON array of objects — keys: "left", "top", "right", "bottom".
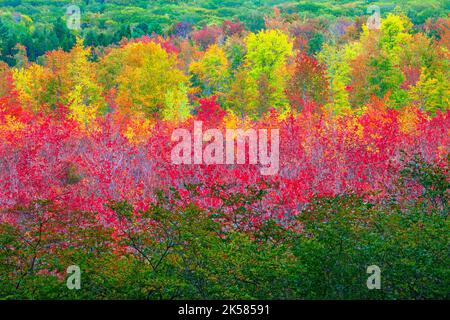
[
  {"left": 0, "top": 1, "right": 449, "bottom": 299},
  {"left": 0, "top": 0, "right": 448, "bottom": 64},
  {"left": 1, "top": 177, "right": 449, "bottom": 299}
]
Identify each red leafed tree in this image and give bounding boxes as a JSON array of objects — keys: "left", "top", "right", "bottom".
[
  {"left": 195, "top": 95, "right": 226, "bottom": 125},
  {"left": 222, "top": 20, "right": 245, "bottom": 38},
  {"left": 286, "top": 51, "right": 329, "bottom": 110},
  {"left": 191, "top": 25, "right": 223, "bottom": 49}
]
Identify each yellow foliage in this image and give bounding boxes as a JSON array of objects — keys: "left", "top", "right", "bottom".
[
  {"left": 244, "top": 29, "right": 293, "bottom": 112},
  {"left": 12, "top": 63, "right": 51, "bottom": 112},
  {"left": 244, "top": 29, "right": 293, "bottom": 81},
  {"left": 189, "top": 44, "right": 229, "bottom": 93},
  {"left": 398, "top": 106, "right": 419, "bottom": 134},
  {"left": 124, "top": 114, "right": 154, "bottom": 144},
  {"left": 162, "top": 84, "right": 192, "bottom": 123},
  {"left": 223, "top": 66, "right": 259, "bottom": 118},
  {"left": 0, "top": 115, "right": 26, "bottom": 136},
  {"left": 410, "top": 68, "right": 450, "bottom": 113},
  {"left": 344, "top": 116, "right": 364, "bottom": 139},
  {"left": 99, "top": 41, "right": 188, "bottom": 117},
  {"left": 66, "top": 85, "right": 98, "bottom": 124},
  {"left": 65, "top": 38, "right": 106, "bottom": 125},
  {"left": 223, "top": 108, "right": 252, "bottom": 130}
]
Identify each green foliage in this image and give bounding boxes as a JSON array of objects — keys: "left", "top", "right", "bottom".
[
  {"left": 244, "top": 29, "right": 293, "bottom": 112},
  {"left": 0, "top": 0, "right": 448, "bottom": 65},
  {"left": 400, "top": 154, "right": 449, "bottom": 215},
  {"left": 1, "top": 180, "right": 448, "bottom": 299},
  {"left": 0, "top": 1, "right": 449, "bottom": 301},
  {"left": 293, "top": 195, "right": 449, "bottom": 299}
]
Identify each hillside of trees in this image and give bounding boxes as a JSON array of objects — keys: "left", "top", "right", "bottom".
[
  {"left": 0, "top": 0, "right": 448, "bottom": 63},
  {"left": 0, "top": 1, "right": 448, "bottom": 300}
]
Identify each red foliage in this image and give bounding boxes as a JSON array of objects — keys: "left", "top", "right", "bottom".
[
  {"left": 1, "top": 95, "right": 448, "bottom": 232},
  {"left": 222, "top": 20, "right": 245, "bottom": 37},
  {"left": 286, "top": 51, "right": 329, "bottom": 109},
  {"left": 191, "top": 25, "right": 223, "bottom": 49},
  {"left": 195, "top": 96, "right": 226, "bottom": 124},
  {"left": 401, "top": 66, "right": 421, "bottom": 90},
  {"left": 119, "top": 35, "right": 180, "bottom": 55}
]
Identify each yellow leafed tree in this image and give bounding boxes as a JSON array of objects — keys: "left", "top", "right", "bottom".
[
  {"left": 98, "top": 41, "right": 189, "bottom": 118},
  {"left": 13, "top": 63, "right": 51, "bottom": 113},
  {"left": 64, "top": 38, "right": 106, "bottom": 124},
  {"left": 189, "top": 44, "right": 229, "bottom": 96},
  {"left": 244, "top": 29, "right": 293, "bottom": 113}
]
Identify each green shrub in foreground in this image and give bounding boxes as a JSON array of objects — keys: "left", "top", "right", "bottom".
[{"left": 1, "top": 186, "right": 448, "bottom": 299}]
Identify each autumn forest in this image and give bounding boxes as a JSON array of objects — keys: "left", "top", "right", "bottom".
[{"left": 0, "top": 0, "right": 449, "bottom": 300}]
